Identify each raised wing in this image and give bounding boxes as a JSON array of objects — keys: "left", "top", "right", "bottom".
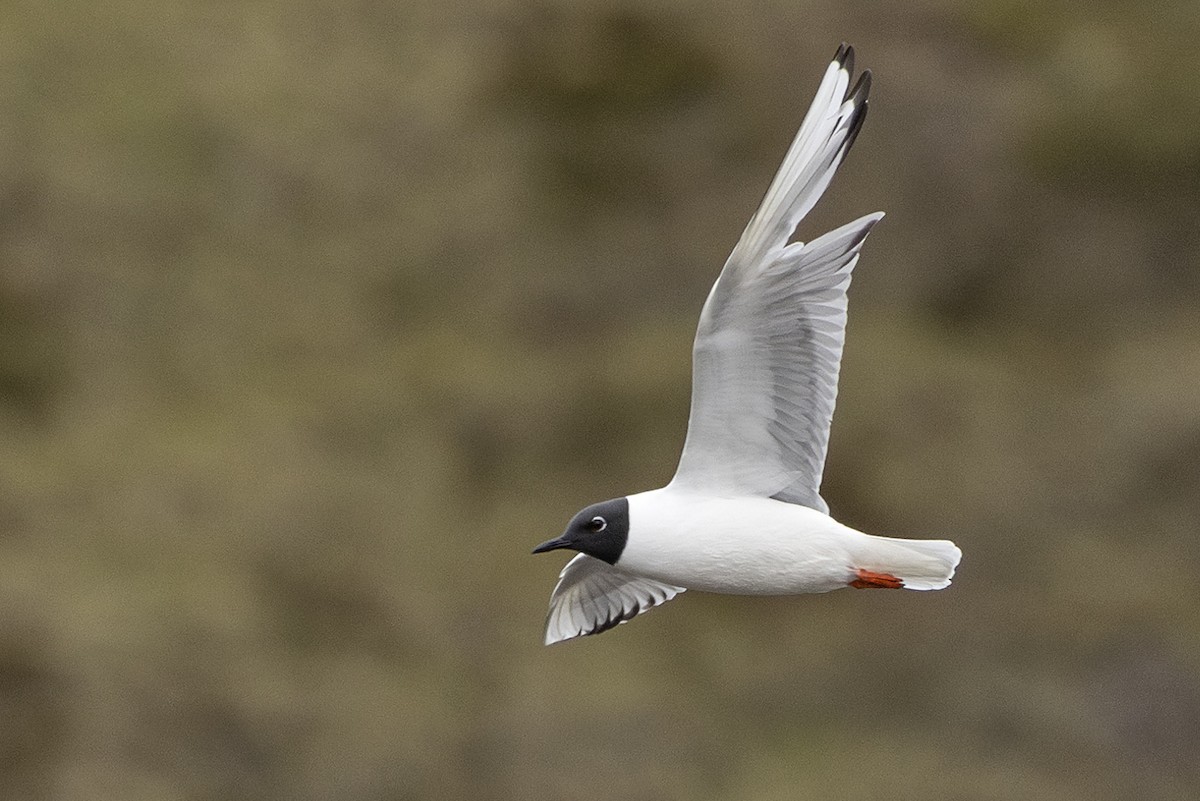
[
  {"left": 670, "top": 45, "right": 881, "bottom": 512},
  {"left": 543, "top": 554, "right": 685, "bottom": 645}
]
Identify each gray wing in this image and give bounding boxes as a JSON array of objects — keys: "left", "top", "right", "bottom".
[
  {"left": 669, "top": 45, "right": 882, "bottom": 513},
  {"left": 543, "top": 554, "right": 685, "bottom": 645}
]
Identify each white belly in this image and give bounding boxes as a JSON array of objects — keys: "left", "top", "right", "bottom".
[{"left": 619, "top": 489, "right": 864, "bottom": 594}]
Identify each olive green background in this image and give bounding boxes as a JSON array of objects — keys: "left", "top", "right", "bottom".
[{"left": 1, "top": 2, "right": 1198, "bottom": 799}]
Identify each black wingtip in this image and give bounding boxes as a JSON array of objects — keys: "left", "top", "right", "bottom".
[
  {"left": 834, "top": 42, "right": 855, "bottom": 79},
  {"left": 849, "top": 68, "right": 872, "bottom": 105},
  {"left": 841, "top": 69, "right": 872, "bottom": 156}
]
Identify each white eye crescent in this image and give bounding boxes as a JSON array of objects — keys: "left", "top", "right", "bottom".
[{"left": 590, "top": 516, "right": 607, "bottom": 532}]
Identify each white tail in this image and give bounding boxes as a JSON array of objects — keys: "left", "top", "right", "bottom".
[{"left": 854, "top": 535, "right": 962, "bottom": 590}]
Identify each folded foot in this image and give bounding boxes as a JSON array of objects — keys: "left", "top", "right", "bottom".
[{"left": 849, "top": 568, "right": 904, "bottom": 589}]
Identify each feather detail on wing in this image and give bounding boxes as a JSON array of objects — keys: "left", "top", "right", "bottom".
[
  {"left": 670, "top": 45, "right": 881, "bottom": 513},
  {"left": 543, "top": 554, "right": 685, "bottom": 645}
]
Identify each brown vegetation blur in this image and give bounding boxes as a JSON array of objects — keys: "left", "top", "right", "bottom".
[{"left": 1, "top": 2, "right": 1198, "bottom": 800}]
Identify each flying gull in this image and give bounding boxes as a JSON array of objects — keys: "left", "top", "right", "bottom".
[{"left": 533, "top": 44, "right": 962, "bottom": 645}]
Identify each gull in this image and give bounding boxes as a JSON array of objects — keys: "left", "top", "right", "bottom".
[{"left": 532, "top": 45, "right": 962, "bottom": 645}]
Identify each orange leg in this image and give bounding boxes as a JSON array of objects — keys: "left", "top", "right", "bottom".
[{"left": 849, "top": 568, "right": 904, "bottom": 589}]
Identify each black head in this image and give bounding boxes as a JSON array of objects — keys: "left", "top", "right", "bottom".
[{"left": 532, "top": 498, "right": 630, "bottom": 565}]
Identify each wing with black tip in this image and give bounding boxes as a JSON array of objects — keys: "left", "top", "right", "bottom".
[{"left": 670, "top": 45, "right": 882, "bottom": 514}]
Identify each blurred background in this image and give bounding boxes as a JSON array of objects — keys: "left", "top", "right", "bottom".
[{"left": 1, "top": 1, "right": 1198, "bottom": 799}]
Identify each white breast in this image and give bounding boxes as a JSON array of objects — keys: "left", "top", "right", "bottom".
[{"left": 620, "top": 489, "right": 866, "bottom": 594}]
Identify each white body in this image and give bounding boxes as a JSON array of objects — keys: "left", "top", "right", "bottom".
[{"left": 623, "top": 489, "right": 958, "bottom": 595}]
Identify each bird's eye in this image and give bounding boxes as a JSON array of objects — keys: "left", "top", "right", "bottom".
[{"left": 589, "top": 516, "right": 607, "bottom": 532}]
